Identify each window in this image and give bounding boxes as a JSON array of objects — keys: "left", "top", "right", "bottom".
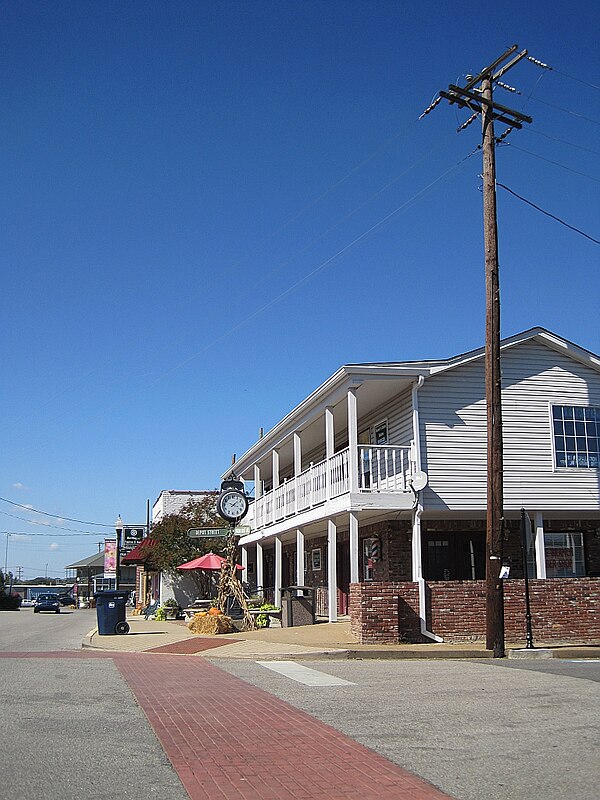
[
  {"left": 552, "top": 405, "right": 600, "bottom": 468},
  {"left": 311, "top": 549, "right": 321, "bottom": 571},
  {"left": 374, "top": 420, "right": 388, "bottom": 445},
  {"left": 362, "top": 538, "right": 376, "bottom": 581},
  {"left": 544, "top": 532, "right": 585, "bottom": 578}
]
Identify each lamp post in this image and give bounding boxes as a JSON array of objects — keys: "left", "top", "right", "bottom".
[{"left": 115, "top": 515, "right": 124, "bottom": 590}]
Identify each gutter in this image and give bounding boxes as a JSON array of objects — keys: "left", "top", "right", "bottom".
[{"left": 411, "top": 376, "right": 443, "bottom": 643}]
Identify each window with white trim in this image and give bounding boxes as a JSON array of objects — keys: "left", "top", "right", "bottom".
[
  {"left": 552, "top": 405, "right": 600, "bottom": 469},
  {"left": 544, "top": 532, "right": 585, "bottom": 578}
]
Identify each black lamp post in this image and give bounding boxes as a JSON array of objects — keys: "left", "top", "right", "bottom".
[{"left": 520, "top": 508, "right": 535, "bottom": 649}]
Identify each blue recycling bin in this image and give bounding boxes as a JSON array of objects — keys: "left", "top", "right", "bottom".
[{"left": 94, "top": 590, "right": 130, "bottom": 635}]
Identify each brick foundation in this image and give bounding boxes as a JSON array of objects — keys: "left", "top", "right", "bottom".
[{"left": 350, "top": 579, "right": 600, "bottom": 644}]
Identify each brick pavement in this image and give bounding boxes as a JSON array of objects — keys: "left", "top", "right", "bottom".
[{"left": 1, "top": 651, "right": 452, "bottom": 799}]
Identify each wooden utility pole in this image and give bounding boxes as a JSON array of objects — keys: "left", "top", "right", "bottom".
[
  {"left": 422, "top": 46, "right": 532, "bottom": 657},
  {"left": 481, "top": 71, "right": 505, "bottom": 657}
]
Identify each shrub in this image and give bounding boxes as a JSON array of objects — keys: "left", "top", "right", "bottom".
[
  {"left": 256, "top": 602, "right": 279, "bottom": 628},
  {"left": 0, "top": 593, "right": 22, "bottom": 611}
]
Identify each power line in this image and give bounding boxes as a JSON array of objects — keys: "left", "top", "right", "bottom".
[
  {"left": 527, "top": 55, "right": 600, "bottom": 91},
  {"left": 496, "top": 181, "right": 600, "bottom": 244},
  {"left": 523, "top": 127, "right": 600, "bottom": 156},
  {"left": 496, "top": 79, "right": 600, "bottom": 126},
  {"left": 0, "top": 509, "right": 103, "bottom": 534},
  {"left": 0, "top": 497, "right": 113, "bottom": 527},
  {"left": 504, "top": 142, "right": 600, "bottom": 183},
  {"left": 1, "top": 529, "right": 98, "bottom": 537},
  {"left": 526, "top": 95, "right": 600, "bottom": 126},
  {"left": 8, "top": 150, "right": 478, "bottom": 463}
]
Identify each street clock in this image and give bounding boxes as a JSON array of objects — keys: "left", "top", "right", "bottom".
[{"left": 217, "top": 478, "right": 249, "bottom": 523}]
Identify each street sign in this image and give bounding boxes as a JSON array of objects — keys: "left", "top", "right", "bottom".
[{"left": 187, "top": 526, "right": 251, "bottom": 538}]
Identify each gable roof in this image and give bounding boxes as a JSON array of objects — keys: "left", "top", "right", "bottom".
[
  {"left": 64, "top": 552, "right": 105, "bottom": 570},
  {"left": 225, "top": 328, "right": 599, "bottom": 479}
]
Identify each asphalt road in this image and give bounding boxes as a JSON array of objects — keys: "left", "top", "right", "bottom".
[
  {"left": 3, "top": 609, "right": 599, "bottom": 800},
  {"left": 214, "top": 656, "right": 600, "bottom": 800},
  {"left": 0, "top": 605, "right": 97, "bottom": 651},
  {"left": 0, "top": 610, "right": 188, "bottom": 800}
]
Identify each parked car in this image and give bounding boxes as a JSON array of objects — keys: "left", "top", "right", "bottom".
[
  {"left": 20, "top": 598, "right": 35, "bottom": 607},
  {"left": 34, "top": 594, "right": 61, "bottom": 613},
  {"left": 57, "top": 593, "right": 76, "bottom": 606}
]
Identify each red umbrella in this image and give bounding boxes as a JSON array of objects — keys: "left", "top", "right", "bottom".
[{"left": 178, "top": 552, "right": 244, "bottom": 571}]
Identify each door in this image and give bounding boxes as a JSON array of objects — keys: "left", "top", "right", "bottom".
[{"left": 337, "top": 541, "right": 350, "bottom": 615}]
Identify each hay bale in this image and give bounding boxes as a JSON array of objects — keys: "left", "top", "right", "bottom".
[{"left": 187, "top": 612, "right": 235, "bottom": 635}]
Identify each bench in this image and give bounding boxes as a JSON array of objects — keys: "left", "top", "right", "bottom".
[{"left": 143, "top": 601, "right": 159, "bottom": 620}]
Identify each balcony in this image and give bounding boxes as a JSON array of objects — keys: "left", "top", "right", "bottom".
[{"left": 249, "top": 444, "right": 414, "bottom": 531}]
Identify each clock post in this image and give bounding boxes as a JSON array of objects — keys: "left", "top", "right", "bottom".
[{"left": 215, "top": 477, "right": 255, "bottom": 629}]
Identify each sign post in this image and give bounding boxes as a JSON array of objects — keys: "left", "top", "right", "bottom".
[
  {"left": 520, "top": 508, "right": 535, "bottom": 649},
  {"left": 187, "top": 526, "right": 250, "bottom": 538}
]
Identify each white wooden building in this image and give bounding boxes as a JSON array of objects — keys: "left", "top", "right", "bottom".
[{"left": 227, "top": 328, "right": 600, "bottom": 643}]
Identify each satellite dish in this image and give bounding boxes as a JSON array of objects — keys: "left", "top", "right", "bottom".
[{"left": 411, "top": 471, "right": 428, "bottom": 491}]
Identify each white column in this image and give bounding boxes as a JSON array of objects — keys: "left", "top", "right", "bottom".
[
  {"left": 325, "top": 406, "right": 335, "bottom": 458},
  {"left": 293, "top": 433, "right": 302, "bottom": 513},
  {"left": 241, "top": 545, "right": 248, "bottom": 573},
  {"left": 272, "top": 450, "right": 279, "bottom": 524},
  {"left": 254, "top": 464, "right": 262, "bottom": 498},
  {"left": 256, "top": 542, "right": 264, "bottom": 595},
  {"left": 349, "top": 512, "right": 359, "bottom": 584},
  {"left": 274, "top": 536, "right": 282, "bottom": 608},
  {"left": 534, "top": 512, "right": 546, "bottom": 579},
  {"left": 296, "top": 528, "right": 305, "bottom": 585},
  {"left": 328, "top": 519, "right": 338, "bottom": 622},
  {"left": 347, "top": 388, "right": 359, "bottom": 493},
  {"left": 412, "top": 507, "right": 423, "bottom": 580},
  {"left": 293, "top": 433, "right": 302, "bottom": 475}
]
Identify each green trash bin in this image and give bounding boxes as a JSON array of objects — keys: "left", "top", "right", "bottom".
[{"left": 94, "top": 591, "right": 130, "bottom": 635}]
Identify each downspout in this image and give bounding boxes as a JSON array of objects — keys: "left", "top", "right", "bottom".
[{"left": 412, "top": 376, "right": 443, "bottom": 643}]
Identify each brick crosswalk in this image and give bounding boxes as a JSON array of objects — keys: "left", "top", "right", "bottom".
[{"left": 1, "top": 651, "right": 452, "bottom": 799}]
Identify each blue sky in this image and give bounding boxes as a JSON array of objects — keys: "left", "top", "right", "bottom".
[{"left": 1, "top": 1, "right": 598, "bottom": 580}]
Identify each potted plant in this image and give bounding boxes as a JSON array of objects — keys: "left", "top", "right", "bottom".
[{"left": 162, "top": 598, "right": 180, "bottom": 620}]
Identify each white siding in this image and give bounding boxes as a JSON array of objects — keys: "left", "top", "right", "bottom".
[
  {"left": 420, "top": 341, "right": 600, "bottom": 512},
  {"left": 152, "top": 491, "right": 212, "bottom": 522},
  {"left": 357, "top": 386, "right": 414, "bottom": 446}
]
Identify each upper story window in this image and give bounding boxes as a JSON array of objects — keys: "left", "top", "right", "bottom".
[{"left": 552, "top": 405, "right": 599, "bottom": 469}]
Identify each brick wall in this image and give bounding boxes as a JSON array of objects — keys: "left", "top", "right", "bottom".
[{"left": 350, "top": 578, "right": 600, "bottom": 644}]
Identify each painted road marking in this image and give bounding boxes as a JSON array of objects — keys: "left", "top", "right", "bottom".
[{"left": 256, "top": 660, "right": 355, "bottom": 686}]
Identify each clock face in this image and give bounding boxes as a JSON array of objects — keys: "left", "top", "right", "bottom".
[{"left": 218, "top": 490, "right": 248, "bottom": 522}]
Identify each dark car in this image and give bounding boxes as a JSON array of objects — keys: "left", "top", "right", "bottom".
[
  {"left": 57, "top": 593, "right": 75, "bottom": 606},
  {"left": 34, "top": 594, "right": 61, "bottom": 613}
]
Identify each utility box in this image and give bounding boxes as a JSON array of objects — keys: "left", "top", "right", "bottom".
[{"left": 281, "top": 586, "right": 315, "bottom": 627}]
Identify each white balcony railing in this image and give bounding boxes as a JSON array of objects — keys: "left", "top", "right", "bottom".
[{"left": 250, "top": 445, "right": 413, "bottom": 530}]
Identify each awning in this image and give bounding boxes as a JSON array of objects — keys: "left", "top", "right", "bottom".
[{"left": 122, "top": 538, "right": 157, "bottom": 564}]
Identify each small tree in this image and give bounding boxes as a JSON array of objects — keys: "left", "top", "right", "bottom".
[{"left": 151, "top": 494, "right": 225, "bottom": 597}]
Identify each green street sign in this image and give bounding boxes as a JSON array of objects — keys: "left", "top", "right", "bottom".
[{"left": 187, "top": 526, "right": 251, "bottom": 538}]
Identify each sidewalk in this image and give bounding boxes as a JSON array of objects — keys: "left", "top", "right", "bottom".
[{"left": 83, "top": 615, "right": 600, "bottom": 660}]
